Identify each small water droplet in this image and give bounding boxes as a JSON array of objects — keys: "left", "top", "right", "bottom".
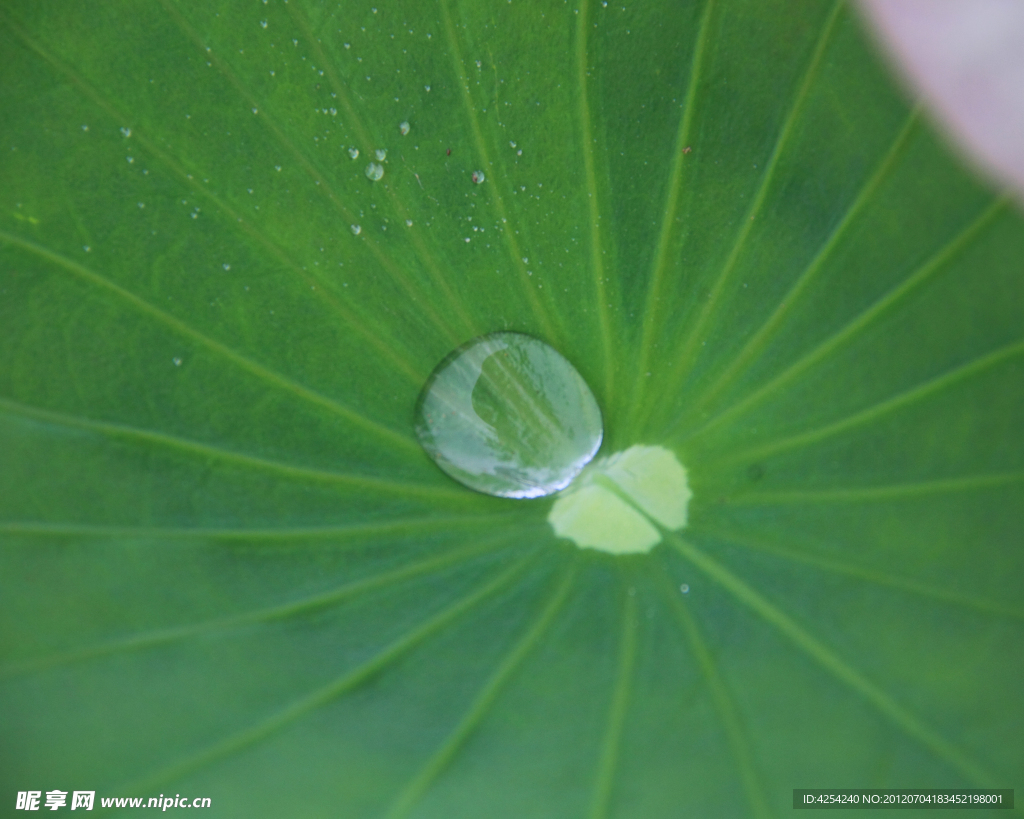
[
  {"left": 472, "top": 170, "right": 485, "bottom": 184},
  {"left": 350, "top": 224, "right": 361, "bottom": 235},
  {"left": 365, "top": 162, "right": 384, "bottom": 181},
  {"left": 375, "top": 148, "right": 387, "bottom": 161},
  {"left": 415, "top": 332, "right": 603, "bottom": 498},
  {"left": 348, "top": 147, "right": 359, "bottom": 159},
  {"left": 172, "top": 357, "right": 182, "bottom": 366},
  {"left": 399, "top": 121, "right": 410, "bottom": 135},
  {"left": 680, "top": 584, "right": 690, "bottom": 594}
]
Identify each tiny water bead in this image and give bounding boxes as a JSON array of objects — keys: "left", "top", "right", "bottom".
[{"left": 414, "top": 332, "right": 603, "bottom": 499}]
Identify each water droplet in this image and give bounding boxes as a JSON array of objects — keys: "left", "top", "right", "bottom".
[
  {"left": 399, "top": 121, "right": 410, "bottom": 135},
  {"left": 350, "top": 224, "right": 361, "bottom": 235},
  {"left": 680, "top": 584, "right": 690, "bottom": 594},
  {"left": 365, "top": 162, "right": 384, "bottom": 181},
  {"left": 348, "top": 147, "right": 359, "bottom": 159},
  {"left": 375, "top": 148, "right": 387, "bottom": 161},
  {"left": 472, "top": 170, "right": 485, "bottom": 184},
  {"left": 415, "top": 332, "right": 603, "bottom": 498}
]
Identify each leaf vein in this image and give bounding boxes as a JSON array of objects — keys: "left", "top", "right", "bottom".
[
  {"left": 0, "top": 234, "right": 419, "bottom": 453},
  {"left": 589, "top": 572, "right": 639, "bottom": 819},
  {"left": 686, "top": 195, "right": 1010, "bottom": 443},
  {"left": 110, "top": 551, "right": 539, "bottom": 795},
  {"left": 713, "top": 336, "right": 1024, "bottom": 466},
  {"left": 668, "top": 534, "right": 1002, "bottom": 786},
  {"left": 683, "top": 105, "right": 923, "bottom": 422},
  {"left": 384, "top": 556, "right": 579, "bottom": 819},
  {"left": 648, "top": 1, "right": 845, "bottom": 432}
]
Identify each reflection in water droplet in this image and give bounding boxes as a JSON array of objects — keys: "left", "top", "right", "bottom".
[{"left": 415, "top": 332, "right": 603, "bottom": 498}]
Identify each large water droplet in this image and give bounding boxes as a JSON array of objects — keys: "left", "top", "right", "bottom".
[{"left": 415, "top": 332, "right": 603, "bottom": 498}]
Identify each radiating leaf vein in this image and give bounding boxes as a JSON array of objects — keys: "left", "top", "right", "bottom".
[
  {"left": 438, "top": 0, "right": 561, "bottom": 345},
  {"left": 589, "top": 573, "right": 638, "bottom": 819},
  {"left": 686, "top": 195, "right": 1011, "bottom": 443},
  {"left": 0, "top": 7, "right": 428, "bottom": 384},
  {"left": 682, "top": 105, "right": 923, "bottom": 424},
  {"left": 0, "top": 535, "right": 523, "bottom": 680},
  {"left": 384, "top": 555, "right": 579, "bottom": 819},
  {"left": 113, "top": 551, "right": 539, "bottom": 796},
  {"left": 576, "top": 0, "right": 616, "bottom": 404},
  {"left": 285, "top": 3, "right": 481, "bottom": 342},
  {"left": 693, "top": 525, "right": 1024, "bottom": 621},
  {"left": 154, "top": 0, "right": 468, "bottom": 354},
  {"left": 0, "top": 396, "right": 449, "bottom": 497},
  {"left": 629, "top": 0, "right": 716, "bottom": 428},
  {"left": 0, "top": 232, "right": 419, "bottom": 453},
  {"left": 649, "top": 0, "right": 845, "bottom": 433},
  {"left": 668, "top": 533, "right": 1001, "bottom": 787},
  {"left": 650, "top": 559, "right": 771, "bottom": 819},
  {"left": 722, "top": 471, "right": 1024, "bottom": 505},
  {"left": 713, "top": 336, "right": 1024, "bottom": 466}
]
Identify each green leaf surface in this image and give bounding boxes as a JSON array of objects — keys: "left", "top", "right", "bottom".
[{"left": 2, "top": 1, "right": 1022, "bottom": 816}]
